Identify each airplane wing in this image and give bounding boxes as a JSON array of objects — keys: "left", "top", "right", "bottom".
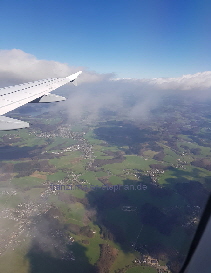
[{"left": 0, "top": 71, "right": 82, "bottom": 130}]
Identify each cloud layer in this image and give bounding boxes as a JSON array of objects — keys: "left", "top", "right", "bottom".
[{"left": 1, "top": 49, "right": 211, "bottom": 122}]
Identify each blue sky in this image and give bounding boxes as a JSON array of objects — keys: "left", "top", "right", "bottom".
[{"left": 1, "top": 0, "right": 211, "bottom": 78}]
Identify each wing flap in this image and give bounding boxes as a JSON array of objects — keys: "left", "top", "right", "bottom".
[
  {"left": 0, "top": 116, "right": 29, "bottom": 130},
  {"left": 30, "top": 94, "right": 66, "bottom": 103}
]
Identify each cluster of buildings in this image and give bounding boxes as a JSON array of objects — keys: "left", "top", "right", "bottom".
[
  {"left": 0, "top": 189, "right": 17, "bottom": 196},
  {"left": 31, "top": 126, "right": 84, "bottom": 140},
  {"left": 133, "top": 255, "right": 170, "bottom": 272},
  {"left": 31, "top": 126, "right": 95, "bottom": 161},
  {"left": 0, "top": 178, "right": 62, "bottom": 256},
  {"left": 0, "top": 201, "right": 51, "bottom": 256},
  {"left": 171, "top": 158, "right": 188, "bottom": 169},
  {"left": 144, "top": 168, "right": 165, "bottom": 185}
]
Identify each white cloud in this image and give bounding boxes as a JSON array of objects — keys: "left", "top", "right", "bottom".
[
  {"left": 145, "top": 71, "right": 211, "bottom": 90},
  {"left": 0, "top": 49, "right": 211, "bottom": 122},
  {"left": 0, "top": 49, "right": 81, "bottom": 82}
]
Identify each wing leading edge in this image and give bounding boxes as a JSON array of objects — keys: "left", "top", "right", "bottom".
[{"left": 0, "top": 71, "right": 82, "bottom": 130}]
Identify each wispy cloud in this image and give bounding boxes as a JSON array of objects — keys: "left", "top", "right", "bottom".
[{"left": 1, "top": 49, "right": 211, "bottom": 123}]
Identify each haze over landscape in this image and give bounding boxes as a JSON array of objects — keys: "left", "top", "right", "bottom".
[
  {"left": 1, "top": 49, "right": 211, "bottom": 123},
  {"left": 0, "top": 1, "right": 211, "bottom": 273}
]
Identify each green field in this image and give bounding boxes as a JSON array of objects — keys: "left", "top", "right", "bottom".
[
  {"left": 126, "top": 266, "right": 157, "bottom": 273},
  {"left": 1, "top": 105, "right": 211, "bottom": 273}
]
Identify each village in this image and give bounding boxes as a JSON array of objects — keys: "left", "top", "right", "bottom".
[{"left": 133, "top": 255, "right": 170, "bottom": 273}]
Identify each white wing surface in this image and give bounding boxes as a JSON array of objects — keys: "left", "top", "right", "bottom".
[{"left": 0, "top": 71, "right": 82, "bottom": 130}]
